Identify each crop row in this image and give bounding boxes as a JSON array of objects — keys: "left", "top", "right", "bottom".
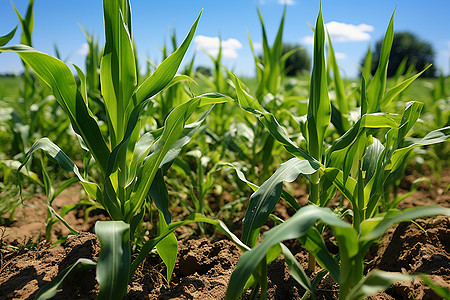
[{"left": 0, "top": 0, "right": 449, "bottom": 299}]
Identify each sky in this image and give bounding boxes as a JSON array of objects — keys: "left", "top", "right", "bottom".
[{"left": 1, "top": 0, "right": 449, "bottom": 78}]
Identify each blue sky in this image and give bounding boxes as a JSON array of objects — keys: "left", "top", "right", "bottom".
[{"left": 1, "top": 0, "right": 449, "bottom": 78}]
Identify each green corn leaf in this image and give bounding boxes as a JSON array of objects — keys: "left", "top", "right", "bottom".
[
  {"left": 12, "top": 0, "right": 34, "bottom": 46},
  {"left": 130, "top": 213, "right": 250, "bottom": 278},
  {"left": 346, "top": 270, "right": 413, "bottom": 300},
  {"left": 229, "top": 72, "right": 319, "bottom": 165},
  {"left": 280, "top": 243, "right": 314, "bottom": 297},
  {"left": 226, "top": 205, "right": 356, "bottom": 300},
  {"left": 127, "top": 94, "right": 228, "bottom": 221},
  {"left": 268, "top": 7, "right": 285, "bottom": 94},
  {"left": 389, "top": 178, "right": 431, "bottom": 209},
  {"left": 341, "top": 133, "right": 368, "bottom": 183},
  {"left": 1, "top": 159, "right": 42, "bottom": 186},
  {"left": 95, "top": 221, "right": 131, "bottom": 300},
  {"left": 133, "top": 11, "right": 202, "bottom": 104},
  {"left": 0, "top": 45, "right": 110, "bottom": 172},
  {"left": 347, "top": 270, "right": 450, "bottom": 300},
  {"left": 101, "top": 0, "right": 137, "bottom": 145},
  {"left": 259, "top": 113, "right": 320, "bottom": 165},
  {"left": 323, "top": 168, "right": 357, "bottom": 209},
  {"left": 148, "top": 106, "right": 215, "bottom": 224},
  {"left": 367, "top": 10, "right": 395, "bottom": 113},
  {"left": 103, "top": 11, "right": 203, "bottom": 175},
  {"left": 298, "top": 226, "right": 340, "bottom": 282},
  {"left": 326, "top": 113, "right": 402, "bottom": 168},
  {"left": 380, "top": 65, "right": 431, "bottom": 110},
  {"left": 359, "top": 206, "right": 450, "bottom": 253},
  {"left": 73, "top": 64, "right": 88, "bottom": 104},
  {"left": 221, "top": 162, "right": 301, "bottom": 210},
  {"left": 242, "top": 157, "right": 319, "bottom": 247},
  {"left": 386, "top": 126, "right": 450, "bottom": 173},
  {"left": 419, "top": 274, "right": 450, "bottom": 299},
  {"left": 219, "top": 162, "right": 259, "bottom": 191},
  {"left": 19, "top": 138, "right": 101, "bottom": 202},
  {"left": 34, "top": 258, "right": 97, "bottom": 300},
  {"left": 149, "top": 169, "right": 171, "bottom": 224},
  {"left": 397, "top": 101, "right": 423, "bottom": 143},
  {"left": 307, "top": 2, "right": 331, "bottom": 160},
  {"left": 47, "top": 205, "right": 79, "bottom": 236},
  {"left": 228, "top": 71, "right": 265, "bottom": 114},
  {"left": 127, "top": 132, "right": 156, "bottom": 187},
  {"left": 361, "top": 46, "right": 372, "bottom": 83},
  {"left": 0, "top": 26, "right": 17, "bottom": 47},
  {"left": 330, "top": 102, "right": 346, "bottom": 136},
  {"left": 362, "top": 137, "right": 384, "bottom": 185},
  {"left": 327, "top": 32, "right": 349, "bottom": 128},
  {"left": 247, "top": 31, "right": 264, "bottom": 85},
  {"left": 158, "top": 106, "right": 215, "bottom": 173},
  {"left": 156, "top": 210, "right": 178, "bottom": 283}
]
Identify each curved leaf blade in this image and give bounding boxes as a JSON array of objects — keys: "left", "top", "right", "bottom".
[
  {"left": 226, "top": 206, "right": 356, "bottom": 300},
  {"left": 0, "top": 45, "right": 110, "bottom": 172},
  {"left": 35, "top": 258, "right": 96, "bottom": 300},
  {"left": 242, "top": 157, "right": 319, "bottom": 246},
  {"left": 0, "top": 26, "right": 17, "bottom": 47}
]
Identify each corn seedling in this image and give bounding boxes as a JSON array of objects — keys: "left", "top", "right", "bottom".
[
  {"left": 0, "top": 0, "right": 247, "bottom": 298},
  {"left": 226, "top": 2, "right": 450, "bottom": 298}
]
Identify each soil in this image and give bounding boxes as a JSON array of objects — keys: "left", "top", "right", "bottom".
[{"left": 0, "top": 166, "right": 449, "bottom": 299}]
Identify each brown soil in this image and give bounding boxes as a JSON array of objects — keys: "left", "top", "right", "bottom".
[{"left": 0, "top": 167, "right": 449, "bottom": 299}]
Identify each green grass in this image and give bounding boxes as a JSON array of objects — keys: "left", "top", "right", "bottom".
[{"left": 0, "top": 76, "right": 20, "bottom": 98}]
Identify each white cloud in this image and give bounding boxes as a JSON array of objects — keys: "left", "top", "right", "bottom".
[
  {"left": 194, "top": 35, "right": 243, "bottom": 59},
  {"left": 301, "top": 36, "right": 314, "bottom": 45},
  {"left": 259, "top": 0, "right": 296, "bottom": 5},
  {"left": 252, "top": 42, "right": 262, "bottom": 52},
  {"left": 301, "top": 21, "right": 374, "bottom": 46},
  {"left": 277, "top": 0, "right": 296, "bottom": 5},
  {"left": 335, "top": 52, "right": 347, "bottom": 60},
  {"left": 326, "top": 22, "right": 374, "bottom": 42},
  {"left": 78, "top": 43, "right": 89, "bottom": 55}
]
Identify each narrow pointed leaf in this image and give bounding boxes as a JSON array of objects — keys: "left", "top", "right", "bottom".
[
  {"left": 156, "top": 210, "right": 178, "bottom": 283},
  {"left": 0, "top": 45, "right": 110, "bottom": 172},
  {"left": 0, "top": 27, "right": 17, "bottom": 47},
  {"left": 130, "top": 214, "right": 250, "bottom": 278},
  {"left": 35, "top": 258, "right": 96, "bottom": 300},
  {"left": 367, "top": 10, "right": 395, "bottom": 113},
  {"left": 380, "top": 65, "right": 431, "bottom": 110},
  {"left": 242, "top": 157, "right": 319, "bottom": 246},
  {"left": 128, "top": 94, "right": 228, "bottom": 221},
  {"left": 307, "top": 3, "right": 331, "bottom": 160},
  {"left": 280, "top": 243, "right": 314, "bottom": 296},
  {"left": 347, "top": 270, "right": 413, "bottom": 300},
  {"left": 19, "top": 138, "right": 100, "bottom": 202},
  {"left": 387, "top": 126, "right": 450, "bottom": 173},
  {"left": 226, "top": 206, "right": 356, "bottom": 300},
  {"left": 134, "top": 11, "right": 202, "bottom": 104}
]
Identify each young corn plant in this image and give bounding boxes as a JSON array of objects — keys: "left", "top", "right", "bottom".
[
  {"left": 226, "top": 3, "right": 450, "bottom": 298},
  {"left": 235, "top": 7, "right": 298, "bottom": 183},
  {"left": 153, "top": 29, "right": 194, "bottom": 127},
  {"left": 1, "top": 1, "right": 247, "bottom": 298}
]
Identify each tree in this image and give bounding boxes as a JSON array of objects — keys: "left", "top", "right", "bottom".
[
  {"left": 195, "top": 66, "right": 213, "bottom": 77},
  {"left": 282, "top": 43, "right": 311, "bottom": 76},
  {"left": 371, "top": 31, "right": 436, "bottom": 77}
]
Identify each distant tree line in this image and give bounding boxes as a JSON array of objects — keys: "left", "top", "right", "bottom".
[
  {"left": 371, "top": 31, "right": 437, "bottom": 78},
  {"left": 195, "top": 31, "right": 437, "bottom": 79}
]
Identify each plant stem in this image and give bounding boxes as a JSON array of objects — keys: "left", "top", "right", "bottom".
[{"left": 308, "top": 170, "right": 320, "bottom": 272}]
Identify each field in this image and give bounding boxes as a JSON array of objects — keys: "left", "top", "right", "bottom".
[{"left": 1, "top": 1, "right": 450, "bottom": 300}]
